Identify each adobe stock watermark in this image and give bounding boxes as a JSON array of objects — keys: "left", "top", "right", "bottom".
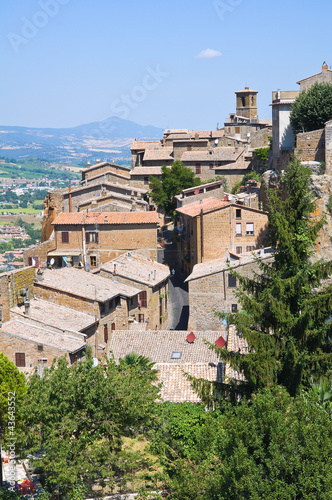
[
  {"left": 7, "top": 391, "right": 17, "bottom": 489},
  {"left": 213, "top": 0, "right": 244, "bottom": 21},
  {"left": 86, "top": 65, "right": 169, "bottom": 147},
  {"left": 8, "top": 0, "right": 71, "bottom": 54},
  {"left": 111, "top": 65, "right": 169, "bottom": 120}
]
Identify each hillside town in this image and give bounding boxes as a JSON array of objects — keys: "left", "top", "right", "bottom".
[{"left": 1, "top": 60, "right": 332, "bottom": 499}]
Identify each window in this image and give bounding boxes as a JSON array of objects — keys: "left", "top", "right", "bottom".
[
  {"left": 104, "top": 324, "right": 108, "bottom": 343},
  {"left": 172, "top": 352, "right": 181, "bottom": 359},
  {"left": 241, "top": 97, "right": 245, "bottom": 107},
  {"left": 246, "top": 223, "right": 254, "bottom": 235},
  {"left": 138, "top": 291, "right": 147, "bottom": 308},
  {"left": 28, "top": 257, "right": 39, "bottom": 267},
  {"left": 195, "top": 163, "right": 201, "bottom": 175},
  {"left": 15, "top": 353, "right": 25, "bottom": 367},
  {"left": 111, "top": 323, "right": 115, "bottom": 331},
  {"left": 235, "top": 126, "right": 240, "bottom": 134},
  {"left": 61, "top": 231, "right": 69, "bottom": 243},
  {"left": 228, "top": 274, "right": 237, "bottom": 288},
  {"left": 144, "top": 176, "right": 149, "bottom": 185},
  {"left": 37, "top": 344, "right": 43, "bottom": 352},
  {"left": 236, "top": 223, "right": 242, "bottom": 236},
  {"left": 232, "top": 304, "right": 238, "bottom": 313},
  {"left": 209, "top": 163, "right": 214, "bottom": 170},
  {"left": 236, "top": 208, "right": 241, "bottom": 219},
  {"left": 251, "top": 96, "right": 254, "bottom": 106},
  {"left": 90, "top": 256, "right": 97, "bottom": 267},
  {"left": 187, "top": 145, "right": 192, "bottom": 151},
  {"left": 246, "top": 245, "right": 255, "bottom": 252},
  {"left": 138, "top": 313, "right": 144, "bottom": 323},
  {"left": 86, "top": 232, "right": 99, "bottom": 244},
  {"left": 236, "top": 246, "right": 242, "bottom": 254},
  {"left": 100, "top": 303, "right": 105, "bottom": 315}
]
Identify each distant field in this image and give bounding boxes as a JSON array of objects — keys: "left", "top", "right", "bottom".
[{"left": 0, "top": 208, "right": 41, "bottom": 214}]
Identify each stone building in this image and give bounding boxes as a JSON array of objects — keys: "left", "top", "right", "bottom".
[
  {"left": 185, "top": 248, "right": 274, "bottom": 331},
  {"left": 100, "top": 252, "right": 170, "bottom": 330},
  {"left": 24, "top": 210, "right": 159, "bottom": 269},
  {"left": 176, "top": 197, "right": 269, "bottom": 276},
  {"left": 33, "top": 267, "right": 142, "bottom": 351},
  {"left": 271, "top": 63, "right": 332, "bottom": 170},
  {"left": 175, "top": 180, "right": 225, "bottom": 208},
  {"left": 0, "top": 317, "right": 86, "bottom": 375}
]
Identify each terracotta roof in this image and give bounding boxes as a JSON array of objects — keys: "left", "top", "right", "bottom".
[
  {"left": 143, "top": 147, "right": 173, "bottom": 161},
  {"left": 181, "top": 148, "right": 244, "bottom": 163},
  {"left": 107, "top": 329, "right": 226, "bottom": 403},
  {"left": 108, "top": 329, "right": 225, "bottom": 364},
  {"left": 82, "top": 162, "right": 131, "bottom": 174},
  {"left": 130, "top": 167, "right": 162, "bottom": 176},
  {"left": 235, "top": 87, "right": 258, "bottom": 93},
  {"left": 156, "top": 363, "right": 223, "bottom": 403},
  {"left": 52, "top": 211, "right": 158, "bottom": 225},
  {"left": 64, "top": 181, "right": 148, "bottom": 196},
  {"left": 1, "top": 318, "right": 86, "bottom": 353},
  {"left": 176, "top": 198, "right": 230, "bottom": 217},
  {"left": 130, "top": 140, "right": 162, "bottom": 150},
  {"left": 101, "top": 252, "right": 170, "bottom": 286},
  {"left": 36, "top": 267, "right": 141, "bottom": 302},
  {"left": 10, "top": 298, "right": 95, "bottom": 332}
]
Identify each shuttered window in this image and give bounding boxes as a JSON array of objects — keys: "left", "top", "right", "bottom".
[
  {"left": 236, "top": 223, "right": 242, "bottom": 235},
  {"left": 15, "top": 353, "right": 25, "bottom": 367},
  {"left": 86, "top": 232, "right": 99, "bottom": 243},
  {"left": 61, "top": 232, "right": 69, "bottom": 243},
  {"left": 139, "top": 291, "right": 147, "bottom": 307},
  {"left": 246, "top": 223, "right": 254, "bottom": 235}
]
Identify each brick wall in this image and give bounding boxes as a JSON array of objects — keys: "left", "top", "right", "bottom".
[{"left": 0, "top": 267, "right": 36, "bottom": 322}]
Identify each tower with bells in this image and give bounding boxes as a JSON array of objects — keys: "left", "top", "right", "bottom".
[{"left": 235, "top": 86, "right": 258, "bottom": 120}]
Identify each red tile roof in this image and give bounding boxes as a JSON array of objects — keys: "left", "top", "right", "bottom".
[
  {"left": 52, "top": 211, "right": 159, "bottom": 225},
  {"left": 176, "top": 198, "right": 230, "bottom": 217}
]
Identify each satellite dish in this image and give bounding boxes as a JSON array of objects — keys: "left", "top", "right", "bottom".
[
  {"left": 85, "top": 263, "right": 91, "bottom": 272},
  {"left": 50, "top": 258, "right": 55, "bottom": 265},
  {"left": 92, "top": 358, "right": 99, "bottom": 367},
  {"left": 194, "top": 189, "right": 200, "bottom": 195}
]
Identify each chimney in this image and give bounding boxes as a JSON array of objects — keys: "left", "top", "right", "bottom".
[
  {"left": 128, "top": 252, "right": 132, "bottom": 260},
  {"left": 87, "top": 161, "right": 91, "bottom": 168},
  {"left": 226, "top": 248, "right": 229, "bottom": 262},
  {"left": 259, "top": 247, "right": 264, "bottom": 257},
  {"left": 24, "top": 299, "right": 30, "bottom": 315},
  {"left": 322, "top": 61, "right": 328, "bottom": 73},
  {"left": 113, "top": 263, "right": 116, "bottom": 274},
  {"left": 96, "top": 159, "right": 100, "bottom": 165},
  {"left": 195, "top": 133, "right": 199, "bottom": 140},
  {"left": 154, "top": 269, "right": 156, "bottom": 280}
]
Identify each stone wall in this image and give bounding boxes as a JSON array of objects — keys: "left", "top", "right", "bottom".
[
  {"left": 0, "top": 330, "right": 72, "bottom": 375},
  {"left": 295, "top": 128, "right": 325, "bottom": 163},
  {"left": 41, "top": 191, "right": 64, "bottom": 242},
  {"left": 325, "top": 120, "right": 332, "bottom": 175},
  {"left": 0, "top": 267, "right": 36, "bottom": 322},
  {"left": 23, "top": 239, "right": 56, "bottom": 267}
]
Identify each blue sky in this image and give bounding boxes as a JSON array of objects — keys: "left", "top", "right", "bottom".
[{"left": 1, "top": 0, "right": 332, "bottom": 131}]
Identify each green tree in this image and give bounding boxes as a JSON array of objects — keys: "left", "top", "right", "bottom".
[
  {"left": 231, "top": 170, "right": 261, "bottom": 194},
  {"left": 162, "top": 388, "right": 332, "bottom": 500},
  {"left": 149, "top": 161, "right": 200, "bottom": 219},
  {"left": 207, "top": 159, "right": 332, "bottom": 398},
  {"left": 22, "top": 354, "right": 159, "bottom": 498},
  {"left": 290, "top": 82, "right": 332, "bottom": 134}
]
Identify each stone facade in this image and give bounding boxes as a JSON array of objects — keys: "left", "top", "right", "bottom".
[
  {"left": 41, "top": 190, "right": 63, "bottom": 242},
  {"left": 295, "top": 128, "right": 325, "bottom": 163},
  {"left": 297, "top": 63, "right": 332, "bottom": 91},
  {"left": 186, "top": 249, "right": 274, "bottom": 330},
  {"left": 82, "top": 161, "right": 131, "bottom": 184},
  {"left": 0, "top": 267, "right": 36, "bottom": 322},
  {"left": 23, "top": 239, "right": 56, "bottom": 268},
  {"left": 176, "top": 198, "right": 269, "bottom": 276}
]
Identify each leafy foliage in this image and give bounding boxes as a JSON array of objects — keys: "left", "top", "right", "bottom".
[
  {"left": 213, "top": 159, "right": 332, "bottom": 398},
  {"left": 254, "top": 147, "right": 270, "bottom": 161},
  {"left": 149, "top": 162, "right": 200, "bottom": 219},
  {"left": 22, "top": 354, "right": 159, "bottom": 498},
  {"left": 290, "top": 82, "right": 332, "bottom": 134},
  {"left": 0, "top": 353, "right": 26, "bottom": 443},
  {"left": 231, "top": 170, "right": 261, "bottom": 195},
  {"left": 161, "top": 388, "right": 332, "bottom": 500}
]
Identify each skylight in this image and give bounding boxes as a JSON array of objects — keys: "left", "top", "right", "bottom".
[{"left": 172, "top": 352, "right": 181, "bottom": 359}]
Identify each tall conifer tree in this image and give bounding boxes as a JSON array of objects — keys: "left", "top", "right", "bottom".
[{"left": 202, "top": 159, "right": 332, "bottom": 398}]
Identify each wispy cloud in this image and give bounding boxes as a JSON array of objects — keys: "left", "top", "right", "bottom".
[{"left": 195, "top": 48, "right": 222, "bottom": 59}]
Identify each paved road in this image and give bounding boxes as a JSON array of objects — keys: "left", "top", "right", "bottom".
[{"left": 158, "top": 228, "right": 189, "bottom": 330}]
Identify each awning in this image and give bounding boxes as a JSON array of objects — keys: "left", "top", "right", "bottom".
[{"left": 47, "top": 250, "right": 82, "bottom": 257}]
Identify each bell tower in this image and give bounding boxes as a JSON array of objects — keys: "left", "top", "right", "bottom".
[{"left": 235, "top": 86, "right": 258, "bottom": 119}]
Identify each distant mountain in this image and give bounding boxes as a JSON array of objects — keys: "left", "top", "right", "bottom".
[{"left": 0, "top": 117, "right": 163, "bottom": 165}]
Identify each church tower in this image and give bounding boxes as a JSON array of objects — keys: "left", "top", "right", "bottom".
[{"left": 235, "top": 86, "right": 258, "bottom": 119}]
